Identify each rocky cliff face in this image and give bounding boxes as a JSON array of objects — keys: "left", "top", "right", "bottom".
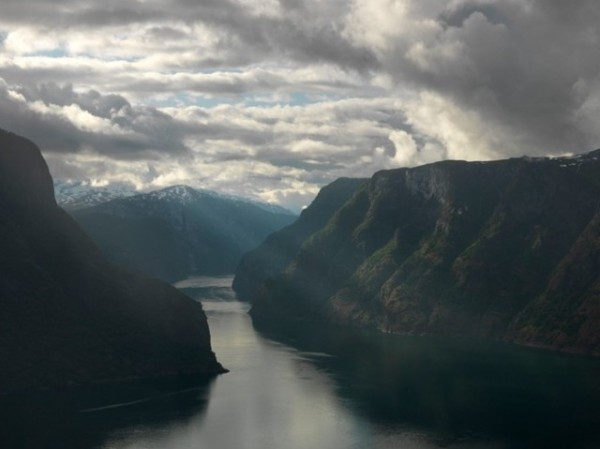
[
  {"left": 233, "top": 177, "right": 367, "bottom": 301},
  {"left": 238, "top": 151, "right": 600, "bottom": 356},
  {"left": 0, "top": 129, "right": 225, "bottom": 395}
]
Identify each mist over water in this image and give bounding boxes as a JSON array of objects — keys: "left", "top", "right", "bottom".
[{"left": 2, "top": 276, "right": 600, "bottom": 449}]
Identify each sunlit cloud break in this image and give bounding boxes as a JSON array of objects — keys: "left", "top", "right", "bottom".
[{"left": 1, "top": 0, "right": 599, "bottom": 210}]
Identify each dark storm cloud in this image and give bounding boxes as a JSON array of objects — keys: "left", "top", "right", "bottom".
[
  {"left": 145, "top": 26, "right": 189, "bottom": 41},
  {"left": 1, "top": 0, "right": 600, "bottom": 208},
  {"left": 0, "top": 82, "right": 189, "bottom": 158},
  {"left": 3, "top": 80, "right": 371, "bottom": 166},
  {"left": 181, "top": 0, "right": 378, "bottom": 72},
  {"left": 389, "top": 0, "right": 600, "bottom": 156},
  {"left": 269, "top": 158, "right": 345, "bottom": 172},
  {"left": 440, "top": 2, "right": 507, "bottom": 28},
  {"left": 0, "top": 0, "right": 378, "bottom": 72},
  {"left": 0, "top": 0, "right": 159, "bottom": 27},
  {"left": 17, "top": 83, "right": 130, "bottom": 119},
  {"left": 0, "top": 86, "right": 81, "bottom": 153}
]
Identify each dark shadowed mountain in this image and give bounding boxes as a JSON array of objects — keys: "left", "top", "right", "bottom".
[
  {"left": 0, "top": 129, "right": 225, "bottom": 395},
  {"left": 235, "top": 151, "right": 600, "bottom": 356},
  {"left": 233, "top": 177, "right": 367, "bottom": 301},
  {"left": 69, "top": 186, "right": 297, "bottom": 282}
]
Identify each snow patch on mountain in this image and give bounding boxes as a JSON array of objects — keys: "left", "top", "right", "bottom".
[
  {"left": 54, "top": 180, "right": 138, "bottom": 210},
  {"left": 56, "top": 181, "right": 296, "bottom": 216},
  {"left": 137, "top": 185, "right": 296, "bottom": 216}
]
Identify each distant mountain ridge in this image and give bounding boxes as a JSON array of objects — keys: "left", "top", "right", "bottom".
[
  {"left": 54, "top": 180, "right": 137, "bottom": 210},
  {"left": 70, "top": 185, "right": 297, "bottom": 282},
  {"left": 0, "top": 129, "right": 224, "bottom": 394},
  {"left": 55, "top": 180, "right": 295, "bottom": 216},
  {"left": 136, "top": 185, "right": 295, "bottom": 216},
  {"left": 235, "top": 149, "right": 600, "bottom": 357}
]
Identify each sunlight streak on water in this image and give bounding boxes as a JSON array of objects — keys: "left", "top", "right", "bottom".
[
  {"left": 13, "top": 275, "right": 592, "bottom": 449},
  {"left": 99, "top": 276, "right": 482, "bottom": 449}
]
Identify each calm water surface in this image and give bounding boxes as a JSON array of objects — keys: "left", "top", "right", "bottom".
[{"left": 2, "top": 276, "right": 600, "bottom": 449}]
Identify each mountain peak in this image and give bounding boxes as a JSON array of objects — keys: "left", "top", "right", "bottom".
[
  {"left": 0, "top": 129, "right": 55, "bottom": 207},
  {"left": 55, "top": 179, "right": 296, "bottom": 216},
  {"left": 1, "top": 129, "right": 225, "bottom": 394},
  {"left": 54, "top": 179, "right": 137, "bottom": 210},
  {"left": 145, "top": 185, "right": 207, "bottom": 203},
  {"left": 71, "top": 183, "right": 297, "bottom": 281},
  {"left": 143, "top": 185, "right": 296, "bottom": 215}
]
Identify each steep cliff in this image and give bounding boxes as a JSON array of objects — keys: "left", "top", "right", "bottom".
[
  {"left": 0, "top": 129, "right": 225, "bottom": 395},
  {"left": 233, "top": 177, "right": 367, "bottom": 301},
  {"left": 240, "top": 151, "right": 600, "bottom": 356}
]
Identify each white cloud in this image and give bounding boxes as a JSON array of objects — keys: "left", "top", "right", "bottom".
[
  {"left": 344, "top": 0, "right": 417, "bottom": 51},
  {"left": 4, "top": 28, "right": 62, "bottom": 54},
  {"left": 1, "top": 0, "right": 600, "bottom": 210},
  {"left": 389, "top": 130, "right": 418, "bottom": 166},
  {"left": 404, "top": 91, "right": 502, "bottom": 161}
]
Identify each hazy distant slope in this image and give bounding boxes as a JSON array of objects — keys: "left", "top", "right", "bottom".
[
  {"left": 233, "top": 178, "right": 367, "bottom": 301},
  {"left": 237, "top": 150, "right": 600, "bottom": 356},
  {"left": 0, "top": 129, "right": 224, "bottom": 395},
  {"left": 71, "top": 185, "right": 296, "bottom": 282}
]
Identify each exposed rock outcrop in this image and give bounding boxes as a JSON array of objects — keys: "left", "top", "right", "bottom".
[
  {"left": 237, "top": 151, "right": 600, "bottom": 356},
  {"left": 233, "top": 177, "right": 367, "bottom": 301}
]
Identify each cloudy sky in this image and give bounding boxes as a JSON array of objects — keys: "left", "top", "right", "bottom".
[{"left": 1, "top": 0, "right": 599, "bottom": 210}]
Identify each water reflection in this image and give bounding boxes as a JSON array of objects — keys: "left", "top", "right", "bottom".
[
  {"left": 0, "top": 377, "right": 214, "bottom": 449},
  {"left": 253, "top": 317, "right": 600, "bottom": 448},
  {"left": 2, "top": 276, "right": 600, "bottom": 449},
  {"left": 161, "top": 287, "right": 368, "bottom": 449}
]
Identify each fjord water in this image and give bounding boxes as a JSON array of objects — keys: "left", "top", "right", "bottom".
[{"left": 2, "top": 276, "right": 600, "bottom": 448}]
